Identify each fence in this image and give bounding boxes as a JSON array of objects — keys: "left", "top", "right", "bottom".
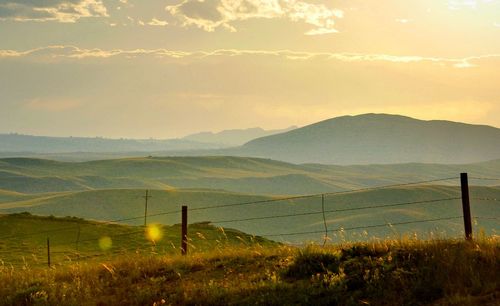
[{"left": 0, "top": 173, "right": 498, "bottom": 268}]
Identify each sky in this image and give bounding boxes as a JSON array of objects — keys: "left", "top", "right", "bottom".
[{"left": 0, "top": 0, "right": 499, "bottom": 138}]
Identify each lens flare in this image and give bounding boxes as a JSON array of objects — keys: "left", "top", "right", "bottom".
[
  {"left": 98, "top": 236, "right": 112, "bottom": 251},
  {"left": 146, "top": 224, "right": 163, "bottom": 242}
]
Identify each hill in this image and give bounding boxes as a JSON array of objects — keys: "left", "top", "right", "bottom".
[
  {"left": 0, "top": 213, "right": 273, "bottom": 268},
  {"left": 1, "top": 239, "right": 498, "bottom": 305},
  {"left": 0, "top": 156, "right": 499, "bottom": 195},
  {"left": 183, "top": 126, "right": 297, "bottom": 146},
  {"left": 2, "top": 186, "right": 498, "bottom": 243},
  {"left": 0, "top": 126, "right": 296, "bottom": 155},
  {"left": 239, "top": 114, "right": 500, "bottom": 164}
]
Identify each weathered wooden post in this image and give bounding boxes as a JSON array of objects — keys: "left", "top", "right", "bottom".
[
  {"left": 144, "top": 189, "right": 151, "bottom": 227},
  {"left": 460, "top": 173, "right": 473, "bottom": 240},
  {"left": 181, "top": 205, "right": 188, "bottom": 255}
]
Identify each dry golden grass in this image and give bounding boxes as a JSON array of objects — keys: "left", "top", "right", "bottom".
[{"left": 1, "top": 236, "right": 499, "bottom": 306}]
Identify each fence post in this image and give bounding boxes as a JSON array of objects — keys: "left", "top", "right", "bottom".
[
  {"left": 321, "top": 194, "right": 328, "bottom": 246},
  {"left": 181, "top": 205, "right": 188, "bottom": 255},
  {"left": 47, "top": 237, "right": 51, "bottom": 267},
  {"left": 460, "top": 173, "right": 473, "bottom": 241},
  {"left": 144, "top": 189, "right": 151, "bottom": 227}
]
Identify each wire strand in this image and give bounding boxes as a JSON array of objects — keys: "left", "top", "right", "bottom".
[
  {"left": 261, "top": 216, "right": 463, "bottom": 237},
  {"left": 208, "top": 197, "right": 461, "bottom": 224}
]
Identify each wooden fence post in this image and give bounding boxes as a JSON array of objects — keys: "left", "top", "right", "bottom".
[
  {"left": 144, "top": 190, "right": 151, "bottom": 227},
  {"left": 460, "top": 173, "right": 473, "bottom": 240},
  {"left": 181, "top": 206, "right": 188, "bottom": 255},
  {"left": 47, "top": 237, "right": 51, "bottom": 267}
]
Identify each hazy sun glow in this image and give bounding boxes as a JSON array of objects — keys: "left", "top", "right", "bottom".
[
  {"left": 98, "top": 236, "right": 113, "bottom": 251},
  {"left": 146, "top": 224, "right": 164, "bottom": 242}
]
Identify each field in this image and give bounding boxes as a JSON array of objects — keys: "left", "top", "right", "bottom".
[
  {"left": 1, "top": 237, "right": 498, "bottom": 305},
  {"left": 0, "top": 156, "right": 499, "bottom": 305},
  {"left": 1, "top": 185, "right": 499, "bottom": 244},
  {"left": 1, "top": 157, "right": 499, "bottom": 195},
  {"left": 0, "top": 214, "right": 274, "bottom": 268}
]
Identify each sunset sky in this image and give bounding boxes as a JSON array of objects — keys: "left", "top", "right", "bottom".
[{"left": 1, "top": 0, "right": 499, "bottom": 138}]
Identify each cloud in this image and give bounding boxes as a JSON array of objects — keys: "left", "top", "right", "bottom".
[
  {"left": 148, "top": 18, "right": 168, "bottom": 26},
  {"left": 0, "top": 0, "right": 108, "bottom": 22},
  {"left": 166, "top": 0, "right": 343, "bottom": 35},
  {"left": 0, "top": 45, "right": 499, "bottom": 69}
]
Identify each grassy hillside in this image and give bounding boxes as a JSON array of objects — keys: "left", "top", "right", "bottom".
[
  {"left": 240, "top": 114, "right": 500, "bottom": 164},
  {"left": 1, "top": 238, "right": 498, "bottom": 305},
  {"left": 2, "top": 186, "right": 498, "bottom": 244},
  {"left": 0, "top": 214, "right": 274, "bottom": 268},
  {"left": 0, "top": 156, "right": 499, "bottom": 195}
]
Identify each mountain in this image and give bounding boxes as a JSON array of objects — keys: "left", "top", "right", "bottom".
[
  {"left": 0, "top": 134, "right": 225, "bottom": 154},
  {"left": 182, "top": 126, "right": 297, "bottom": 146},
  {"left": 0, "top": 126, "right": 296, "bottom": 155},
  {"left": 239, "top": 114, "right": 500, "bottom": 164}
]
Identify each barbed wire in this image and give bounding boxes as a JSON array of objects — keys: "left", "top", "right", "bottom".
[
  {"left": 261, "top": 216, "right": 464, "bottom": 238},
  {"left": 208, "top": 197, "right": 461, "bottom": 224},
  {"left": 472, "top": 198, "right": 500, "bottom": 202},
  {"left": 0, "top": 177, "right": 459, "bottom": 240},
  {"left": 474, "top": 216, "right": 500, "bottom": 220},
  {"left": 189, "top": 177, "right": 459, "bottom": 213},
  {"left": 469, "top": 177, "right": 500, "bottom": 181}
]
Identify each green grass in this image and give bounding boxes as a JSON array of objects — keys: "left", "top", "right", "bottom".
[
  {"left": 0, "top": 238, "right": 498, "bottom": 305},
  {"left": 1, "top": 186, "right": 499, "bottom": 244},
  {"left": 0, "top": 214, "right": 275, "bottom": 269},
  {"left": 0, "top": 156, "right": 499, "bottom": 195}
]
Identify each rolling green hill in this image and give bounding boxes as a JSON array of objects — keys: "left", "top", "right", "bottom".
[
  {"left": 0, "top": 155, "right": 497, "bottom": 245},
  {"left": 1, "top": 186, "right": 498, "bottom": 244},
  {"left": 0, "top": 213, "right": 273, "bottom": 268},
  {"left": 0, "top": 156, "right": 499, "bottom": 195}
]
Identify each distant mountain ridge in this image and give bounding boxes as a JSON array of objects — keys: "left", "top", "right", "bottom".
[
  {"left": 238, "top": 114, "right": 500, "bottom": 164},
  {"left": 0, "top": 134, "right": 224, "bottom": 153},
  {"left": 183, "top": 126, "right": 297, "bottom": 146},
  {"left": 0, "top": 126, "right": 296, "bottom": 154},
  {"left": 2, "top": 114, "right": 499, "bottom": 165}
]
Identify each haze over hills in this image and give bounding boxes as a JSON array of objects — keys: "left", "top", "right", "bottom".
[
  {"left": 2, "top": 114, "right": 499, "bottom": 165},
  {"left": 0, "top": 134, "right": 225, "bottom": 153},
  {"left": 237, "top": 114, "right": 500, "bottom": 164},
  {"left": 0, "top": 127, "right": 296, "bottom": 155},
  {"left": 183, "top": 126, "right": 297, "bottom": 146}
]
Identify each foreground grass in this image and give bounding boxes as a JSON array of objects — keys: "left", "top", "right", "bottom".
[{"left": 1, "top": 238, "right": 499, "bottom": 306}]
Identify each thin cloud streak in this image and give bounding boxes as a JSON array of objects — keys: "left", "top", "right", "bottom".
[{"left": 1, "top": 45, "right": 499, "bottom": 68}]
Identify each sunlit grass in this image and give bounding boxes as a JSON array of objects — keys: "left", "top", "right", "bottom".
[{"left": 0, "top": 236, "right": 498, "bottom": 306}]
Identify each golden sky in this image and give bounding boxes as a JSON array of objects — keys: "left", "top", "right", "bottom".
[{"left": 0, "top": 0, "right": 499, "bottom": 138}]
